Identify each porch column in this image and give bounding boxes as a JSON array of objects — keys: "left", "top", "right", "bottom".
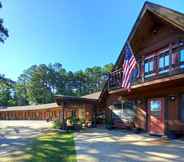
[
  {"left": 141, "top": 55, "right": 145, "bottom": 83},
  {"left": 62, "top": 104, "right": 65, "bottom": 129},
  {"left": 169, "top": 43, "right": 173, "bottom": 75}
]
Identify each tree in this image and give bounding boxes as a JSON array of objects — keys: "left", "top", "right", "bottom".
[
  {"left": 23, "top": 64, "right": 54, "bottom": 104},
  {"left": 0, "top": 2, "right": 8, "bottom": 43},
  {"left": 16, "top": 63, "right": 65, "bottom": 104},
  {"left": 16, "top": 74, "right": 29, "bottom": 106},
  {"left": 0, "top": 74, "right": 16, "bottom": 106},
  {"left": 15, "top": 63, "right": 113, "bottom": 105}
]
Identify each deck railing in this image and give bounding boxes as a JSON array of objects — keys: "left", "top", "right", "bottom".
[{"left": 108, "top": 61, "right": 184, "bottom": 91}]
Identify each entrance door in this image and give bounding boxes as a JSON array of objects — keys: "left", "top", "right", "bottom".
[{"left": 148, "top": 98, "right": 164, "bottom": 135}]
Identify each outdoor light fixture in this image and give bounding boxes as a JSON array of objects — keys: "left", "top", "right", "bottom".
[{"left": 169, "top": 95, "right": 176, "bottom": 101}]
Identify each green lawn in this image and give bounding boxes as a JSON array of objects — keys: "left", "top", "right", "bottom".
[
  {"left": 0, "top": 131, "right": 77, "bottom": 162},
  {"left": 23, "top": 131, "right": 77, "bottom": 162}
]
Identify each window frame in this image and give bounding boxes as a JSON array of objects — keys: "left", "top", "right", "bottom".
[
  {"left": 144, "top": 56, "right": 155, "bottom": 78},
  {"left": 172, "top": 47, "right": 184, "bottom": 69},
  {"left": 179, "top": 49, "right": 184, "bottom": 69},
  {"left": 158, "top": 51, "right": 170, "bottom": 74},
  {"left": 150, "top": 99, "right": 162, "bottom": 117}
]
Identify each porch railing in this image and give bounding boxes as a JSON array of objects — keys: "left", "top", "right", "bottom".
[{"left": 108, "top": 62, "right": 184, "bottom": 91}]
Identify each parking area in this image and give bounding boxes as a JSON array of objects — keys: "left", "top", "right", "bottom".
[
  {"left": 75, "top": 128, "right": 184, "bottom": 162},
  {"left": 1, "top": 121, "right": 184, "bottom": 162},
  {"left": 0, "top": 120, "right": 53, "bottom": 161}
]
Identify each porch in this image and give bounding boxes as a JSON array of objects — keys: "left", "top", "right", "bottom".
[{"left": 108, "top": 41, "right": 184, "bottom": 91}]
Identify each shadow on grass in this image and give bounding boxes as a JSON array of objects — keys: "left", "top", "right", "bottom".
[{"left": 9, "top": 131, "right": 77, "bottom": 162}]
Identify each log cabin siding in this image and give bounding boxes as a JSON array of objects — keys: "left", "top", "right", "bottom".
[
  {"left": 102, "top": 2, "right": 184, "bottom": 135},
  {"left": 62, "top": 102, "right": 94, "bottom": 123},
  {"left": 0, "top": 107, "right": 62, "bottom": 121},
  {"left": 0, "top": 103, "right": 95, "bottom": 125},
  {"left": 134, "top": 99, "right": 147, "bottom": 130},
  {"left": 166, "top": 94, "right": 184, "bottom": 134}
]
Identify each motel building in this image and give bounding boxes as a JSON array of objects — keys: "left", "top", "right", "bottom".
[
  {"left": 1, "top": 2, "right": 184, "bottom": 137},
  {"left": 0, "top": 93, "right": 99, "bottom": 127}
]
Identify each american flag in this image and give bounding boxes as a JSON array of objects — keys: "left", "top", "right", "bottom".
[{"left": 122, "top": 43, "right": 137, "bottom": 90}]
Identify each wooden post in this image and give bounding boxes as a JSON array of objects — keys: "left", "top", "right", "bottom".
[
  {"left": 108, "top": 73, "right": 110, "bottom": 90},
  {"left": 169, "top": 43, "right": 172, "bottom": 75},
  {"left": 62, "top": 104, "right": 65, "bottom": 129},
  {"left": 141, "top": 55, "right": 145, "bottom": 82}
]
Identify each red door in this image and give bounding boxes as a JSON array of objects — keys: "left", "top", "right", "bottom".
[{"left": 148, "top": 98, "right": 165, "bottom": 135}]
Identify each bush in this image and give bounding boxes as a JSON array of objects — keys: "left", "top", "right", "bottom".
[
  {"left": 53, "top": 120, "right": 61, "bottom": 129},
  {"left": 105, "top": 118, "right": 113, "bottom": 130}
]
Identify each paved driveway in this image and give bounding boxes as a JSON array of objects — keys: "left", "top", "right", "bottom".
[
  {"left": 0, "top": 120, "right": 53, "bottom": 162},
  {"left": 75, "top": 128, "right": 184, "bottom": 162}
]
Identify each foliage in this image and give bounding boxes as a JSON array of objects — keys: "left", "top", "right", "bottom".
[
  {"left": 15, "top": 63, "right": 113, "bottom": 105},
  {"left": 105, "top": 117, "right": 113, "bottom": 129},
  {"left": 0, "top": 2, "right": 10, "bottom": 106},
  {"left": 53, "top": 120, "right": 61, "bottom": 129},
  {"left": 0, "top": 63, "right": 113, "bottom": 106},
  {"left": 69, "top": 117, "right": 81, "bottom": 126},
  {"left": 0, "top": 2, "right": 8, "bottom": 43},
  {"left": 0, "top": 74, "right": 16, "bottom": 106}
]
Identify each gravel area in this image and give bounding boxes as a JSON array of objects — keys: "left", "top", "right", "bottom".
[{"left": 75, "top": 128, "right": 184, "bottom": 162}]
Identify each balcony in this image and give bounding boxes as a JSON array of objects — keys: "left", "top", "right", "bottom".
[
  {"left": 108, "top": 63, "right": 184, "bottom": 91},
  {"left": 108, "top": 42, "right": 184, "bottom": 91}
]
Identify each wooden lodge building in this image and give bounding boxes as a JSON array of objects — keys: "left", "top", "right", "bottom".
[
  {"left": 0, "top": 92, "right": 100, "bottom": 127},
  {"left": 98, "top": 2, "right": 184, "bottom": 136},
  {"left": 1, "top": 2, "right": 184, "bottom": 136}
]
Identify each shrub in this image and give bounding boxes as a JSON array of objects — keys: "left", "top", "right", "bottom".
[{"left": 53, "top": 120, "right": 61, "bottom": 129}]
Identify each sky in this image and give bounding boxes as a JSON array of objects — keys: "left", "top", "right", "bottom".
[{"left": 1, "top": 0, "right": 184, "bottom": 81}]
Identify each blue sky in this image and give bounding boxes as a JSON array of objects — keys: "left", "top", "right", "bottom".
[{"left": 1, "top": 0, "right": 184, "bottom": 81}]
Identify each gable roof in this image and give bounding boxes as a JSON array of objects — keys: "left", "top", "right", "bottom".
[
  {"left": 115, "top": 1, "right": 184, "bottom": 69},
  {"left": 81, "top": 91, "right": 101, "bottom": 100},
  {"left": 99, "top": 1, "right": 184, "bottom": 102},
  {"left": 0, "top": 103, "right": 59, "bottom": 112},
  {"left": 55, "top": 92, "right": 100, "bottom": 105},
  {"left": 145, "top": 2, "right": 184, "bottom": 31}
]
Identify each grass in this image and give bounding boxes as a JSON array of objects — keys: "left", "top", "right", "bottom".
[
  {"left": 1, "top": 131, "right": 77, "bottom": 162},
  {"left": 24, "top": 131, "right": 77, "bottom": 162}
]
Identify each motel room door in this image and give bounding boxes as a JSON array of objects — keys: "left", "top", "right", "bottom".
[{"left": 148, "top": 98, "right": 165, "bottom": 135}]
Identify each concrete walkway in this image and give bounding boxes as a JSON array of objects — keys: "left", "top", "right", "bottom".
[
  {"left": 0, "top": 120, "right": 53, "bottom": 162},
  {"left": 75, "top": 128, "right": 184, "bottom": 162}
]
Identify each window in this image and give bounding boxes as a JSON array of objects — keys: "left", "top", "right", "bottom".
[
  {"left": 150, "top": 100, "right": 161, "bottom": 116},
  {"left": 159, "top": 52, "right": 170, "bottom": 74},
  {"left": 179, "top": 49, "right": 184, "bottom": 62},
  {"left": 123, "top": 101, "right": 136, "bottom": 119},
  {"left": 111, "top": 101, "right": 136, "bottom": 120},
  {"left": 144, "top": 58, "right": 154, "bottom": 78},
  {"left": 111, "top": 102, "right": 123, "bottom": 119},
  {"left": 179, "top": 49, "right": 184, "bottom": 68}
]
